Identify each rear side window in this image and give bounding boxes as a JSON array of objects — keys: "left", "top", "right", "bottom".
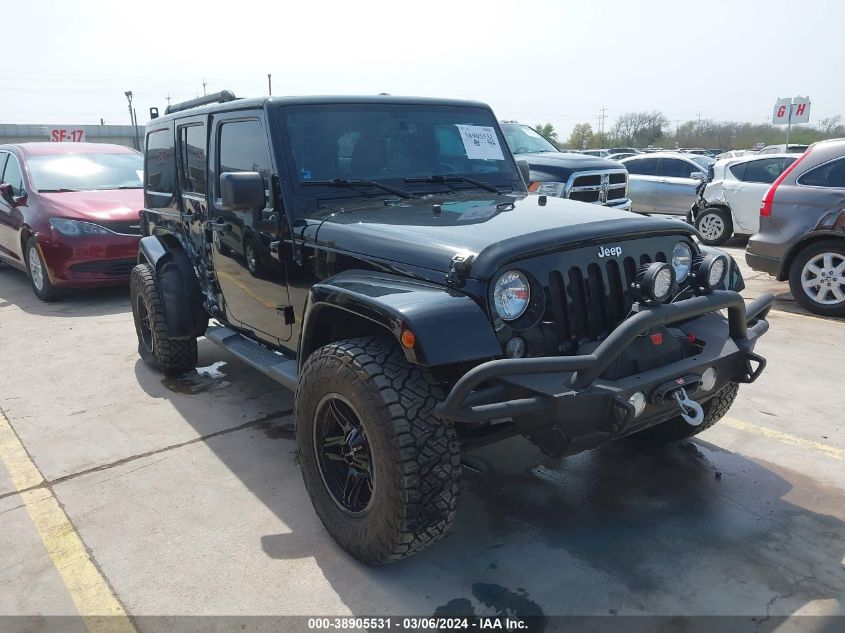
[
  {"left": 799, "top": 158, "right": 845, "bottom": 188},
  {"left": 728, "top": 162, "right": 747, "bottom": 181},
  {"left": 145, "top": 128, "right": 176, "bottom": 195},
  {"left": 660, "top": 158, "right": 698, "bottom": 179},
  {"left": 624, "top": 157, "right": 658, "bottom": 176},
  {"left": 218, "top": 120, "right": 271, "bottom": 191},
  {"left": 2, "top": 154, "right": 24, "bottom": 197},
  {"left": 741, "top": 158, "right": 794, "bottom": 184},
  {"left": 178, "top": 124, "right": 207, "bottom": 195}
]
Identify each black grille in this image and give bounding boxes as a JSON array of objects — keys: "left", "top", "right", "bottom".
[
  {"left": 69, "top": 259, "right": 136, "bottom": 276},
  {"left": 98, "top": 220, "right": 143, "bottom": 235},
  {"left": 572, "top": 174, "right": 601, "bottom": 187},
  {"left": 609, "top": 173, "right": 626, "bottom": 185},
  {"left": 607, "top": 188, "right": 626, "bottom": 200},
  {"left": 546, "top": 251, "right": 668, "bottom": 344},
  {"left": 570, "top": 190, "right": 600, "bottom": 203}
]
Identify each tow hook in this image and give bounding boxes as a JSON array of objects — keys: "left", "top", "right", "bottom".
[{"left": 671, "top": 388, "right": 704, "bottom": 426}]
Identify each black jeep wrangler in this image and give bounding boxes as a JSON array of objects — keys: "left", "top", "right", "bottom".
[{"left": 132, "top": 92, "right": 773, "bottom": 565}]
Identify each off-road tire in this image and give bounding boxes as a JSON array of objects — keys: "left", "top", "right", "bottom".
[
  {"left": 695, "top": 207, "right": 733, "bottom": 246},
  {"left": 296, "top": 336, "right": 461, "bottom": 565},
  {"left": 635, "top": 382, "right": 739, "bottom": 443},
  {"left": 130, "top": 263, "right": 198, "bottom": 373},
  {"left": 788, "top": 239, "right": 845, "bottom": 318},
  {"left": 25, "top": 237, "right": 61, "bottom": 302}
]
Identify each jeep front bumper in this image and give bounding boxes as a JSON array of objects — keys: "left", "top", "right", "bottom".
[{"left": 436, "top": 290, "right": 773, "bottom": 443}]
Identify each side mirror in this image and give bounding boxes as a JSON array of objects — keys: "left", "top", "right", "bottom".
[
  {"left": 690, "top": 172, "right": 706, "bottom": 182},
  {"left": 517, "top": 160, "right": 531, "bottom": 187},
  {"left": 149, "top": 107, "right": 159, "bottom": 120},
  {"left": 220, "top": 172, "right": 265, "bottom": 212},
  {"left": 0, "top": 183, "right": 23, "bottom": 207}
]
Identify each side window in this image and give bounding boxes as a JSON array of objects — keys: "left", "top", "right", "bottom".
[
  {"left": 2, "top": 154, "right": 25, "bottom": 197},
  {"left": 728, "top": 162, "right": 747, "bottom": 181},
  {"left": 178, "top": 125, "right": 208, "bottom": 195},
  {"left": 625, "top": 158, "right": 657, "bottom": 176},
  {"left": 217, "top": 119, "right": 271, "bottom": 193},
  {"left": 145, "top": 128, "right": 176, "bottom": 195},
  {"left": 743, "top": 159, "right": 781, "bottom": 184},
  {"left": 660, "top": 158, "right": 698, "bottom": 179},
  {"left": 799, "top": 158, "right": 845, "bottom": 188},
  {"left": 0, "top": 153, "right": 8, "bottom": 183}
]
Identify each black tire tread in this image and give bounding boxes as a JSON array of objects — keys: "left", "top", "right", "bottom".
[
  {"left": 296, "top": 336, "right": 460, "bottom": 564},
  {"left": 636, "top": 382, "right": 739, "bottom": 443},
  {"left": 130, "top": 263, "right": 197, "bottom": 373}
]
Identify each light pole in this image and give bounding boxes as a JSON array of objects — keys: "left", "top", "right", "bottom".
[{"left": 124, "top": 91, "right": 139, "bottom": 151}]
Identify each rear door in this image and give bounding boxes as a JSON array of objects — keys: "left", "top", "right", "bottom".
[
  {"left": 175, "top": 118, "right": 211, "bottom": 260},
  {"left": 725, "top": 157, "right": 796, "bottom": 233},
  {"left": 622, "top": 157, "right": 659, "bottom": 213},
  {"left": 655, "top": 158, "right": 702, "bottom": 215},
  {"left": 0, "top": 152, "right": 25, "bottom": 264}
]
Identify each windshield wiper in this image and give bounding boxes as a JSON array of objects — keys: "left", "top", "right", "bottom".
[
  {"left": 39, "top": 188, "right": 81, "bottom": 193},
  {"left": 302, "top": 178, "right": 411, "bottom": 199},
  {"left": 403, "top": 174, "right": 500, "bottom": 194}
]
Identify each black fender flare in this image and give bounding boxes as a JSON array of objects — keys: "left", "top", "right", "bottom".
[
  {"left": 299, "top": 270, "right": 501, "bottom": 368},
  {"left": 137, "top": 235, "right": 208, "bottom": 338}
]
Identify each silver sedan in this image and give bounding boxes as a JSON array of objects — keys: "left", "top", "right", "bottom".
[{"left": 621, "top": 152, "right": 714, "bottom": 215}]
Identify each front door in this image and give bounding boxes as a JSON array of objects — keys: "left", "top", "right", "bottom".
[
  {"left": 656, "top": 158, "right": 700, "bottom": 215},
  {"left": 209, "top": 115, "right": 292, "bottom": 349},
  {"left": 0, "top": 152, "right": 25, "bottom": 265}
]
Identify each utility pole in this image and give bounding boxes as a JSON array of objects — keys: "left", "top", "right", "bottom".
[
  {"left": 599, "top": 106, "right": 607, "bottom": 145},
  {"left": 166, "top": 94, "right": 171, "bottom": 108},
  {"left": 124, "top": 90, "right": 139, "bottom": 151},
  {"left": 202, "top": 79, "right": 207, "bottom": 96},
  {"left": 267, "top": 74, "right": 272, "bottom": 96}
]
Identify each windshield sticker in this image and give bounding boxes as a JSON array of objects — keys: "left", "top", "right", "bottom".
[
  {"left": 299, "top": 168, "right": 312, "bottom": 181},
  {"left": 456, "top": 125, "right": 505, "bottom": 161}
]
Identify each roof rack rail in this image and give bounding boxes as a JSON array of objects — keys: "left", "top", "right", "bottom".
[{"left": 165, "top": 90, "right": 238, "bottom": 115}]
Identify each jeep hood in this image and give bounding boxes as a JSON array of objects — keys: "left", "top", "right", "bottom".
[{"left": 313, "top": 193, "right": 694, "bottom": 279}]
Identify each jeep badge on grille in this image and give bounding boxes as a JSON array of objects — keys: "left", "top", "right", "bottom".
[{"left": 597, "top": 246, "right": 622, "bottom": 258}]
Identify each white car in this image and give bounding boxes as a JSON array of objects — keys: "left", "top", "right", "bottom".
[{"left": 690, "top": 154, "right": 797, "bottom": 245}]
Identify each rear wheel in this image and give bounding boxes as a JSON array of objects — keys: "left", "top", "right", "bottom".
[
  {"left": 695, "top": 207, "right": 733, "bottom": 246},
  {"left": 130, "top": 263, "right": 198, "bottom": 373},
  {"left": 25, "top": 238, "right": 61, "bottom": 302},
  {"left": 296, "top": 337, "right": 460, "bottom": 564},
  {"left": 635, "top": 382, "right": 738, "bottom": 443},
  {"left": 788, "top": 240, "right": 845, "bottom": 317}
]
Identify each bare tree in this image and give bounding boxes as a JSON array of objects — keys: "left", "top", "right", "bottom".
[{"left": 610, "top": 111, "right": 669, "bottom": 147}]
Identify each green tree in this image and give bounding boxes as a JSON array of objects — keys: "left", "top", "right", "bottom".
[
  {"left": 567, "top": 122, "right": 594, "bottom": 150},
  {"left": 534, "top": 123, "right": 559, "bottom": 143},
  {"left": 610, "top": 111, "right": 669, "bottom": 147}
]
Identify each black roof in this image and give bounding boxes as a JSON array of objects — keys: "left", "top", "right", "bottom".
[{"left": 149, "top": 94, "right": 492, "bottom": 125}]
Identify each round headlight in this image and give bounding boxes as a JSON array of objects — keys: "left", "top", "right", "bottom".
[
  {"left": 641, "top": 262, "right": 676, "bottom": 303},
  {"left": 493, "top": 271, "right": 530, "bottom": 321},
  {"left": 696, "top": 254, "right": 728, "bottom": 292},
  {"left": 671, "top": 242, "right": 693, "bottom": 282}
]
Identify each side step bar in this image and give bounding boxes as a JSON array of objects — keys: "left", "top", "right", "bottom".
[{"left": 205, "top": 326, "right": 298, "bottom": 391}]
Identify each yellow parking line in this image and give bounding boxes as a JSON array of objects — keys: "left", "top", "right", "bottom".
[
  {"left": 0, "top": 411, "right": 136, "bottom": 633},
  {"left": 216, "top": 270, "right": 278, "bottom": 309},
  {"left": 723, "top": 417, "right": 845, "bottom": 461}
]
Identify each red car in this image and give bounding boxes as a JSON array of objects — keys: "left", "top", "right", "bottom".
[{"left": 0, "top": 142, "right": 144, "bottom": 301}]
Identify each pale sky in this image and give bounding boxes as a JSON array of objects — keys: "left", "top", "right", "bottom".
[{"left": 1, "top": 0, "right": 841, "bottom": 138}]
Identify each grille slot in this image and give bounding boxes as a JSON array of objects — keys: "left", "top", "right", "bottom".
[{"left": 69, "top": 259, "right": 136, "bottom": 276}]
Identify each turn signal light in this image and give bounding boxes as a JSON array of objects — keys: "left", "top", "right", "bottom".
[{"left": 400, "top": 328, "right": 416, "bottom": 349}]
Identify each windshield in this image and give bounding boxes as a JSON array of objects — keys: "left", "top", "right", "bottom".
[
  {"left": 689, "top": 155, "right": 715, "bottom": 169},
  {"left": 29, "top": 152, "right": 143, "bottom": 192},
  {"left": 501, "top": 124, "right": 559, "bottom": 155},
  {"left": 283, "top": 105, "right": 518, "bottom": 195}
]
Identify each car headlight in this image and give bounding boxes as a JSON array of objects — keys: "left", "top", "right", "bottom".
[
  {"left": 50, "top": 218, "right": 112, "bottom": 236},
  {"left": 493, "top": 270, "right": 530, "bottom": 321},
  {"left": 529, "top": 182, "right": 566, "bottom": 197},
  {"left": 671, "top": 242, "right": 692, "bottom": 282}
]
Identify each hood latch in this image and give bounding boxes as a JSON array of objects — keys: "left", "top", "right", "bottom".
[{"left": 446, "top": 253, "right": 474, "bottom": 288}]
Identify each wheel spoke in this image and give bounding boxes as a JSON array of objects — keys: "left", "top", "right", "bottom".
[
  {"left": 831, "top": 285, "right": 845, "bottom": 302},
  {"left": 806, "top": 262, "right": 823, "bottom": 275},
  {"left": 802, "top": 277, "right": 821, "bottom": 289},
  {"left": 343, "top": 470, "right": 367, "bottom": 508},
  {"left": 833, "top": 261, "right": 845, "bottom": 275},
  {"left": 823, "top": 254, "right": 833, "bottom": 270},
  {"left": 815, "top": 286, "right": 829, "bottom": 301},
  {"left": 324, "top": 453, "right": 347, "bottom": 462},
  {"left": 329, "top": 400, "right": 356, "bottom": 433},
  {"left": 323, "top": 434, "right": 345, "bottom": 448}
]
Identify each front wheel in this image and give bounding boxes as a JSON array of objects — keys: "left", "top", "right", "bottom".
[
  {"left": 788, "top": 240, "right": 845, "bottom": 317},
  {"left": 694, "top": 207, "right": 733, "bottom": 246},
  {"left": 295, "top": 337, "right": 461, "bottom": 565},
  {"left": 130, "top": 263, "right": 198, "bottom": 373},
  {"left": 25, "top": 238, "right": 61, "bottom": 302},
  {"left": 635, "top": 382, "right": 738, "bottom": 443}
]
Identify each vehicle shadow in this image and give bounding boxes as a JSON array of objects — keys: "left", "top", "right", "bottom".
[
  {"left": 0, "top": 265, "right": 130, "bottom": 318},
  {"left": 134, "top": 345, "right": 845, "bottom": 624}
]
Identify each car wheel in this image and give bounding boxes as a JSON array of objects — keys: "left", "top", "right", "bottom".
[
  {"left": 695, "top": 207, "right": 733, "bottom": 246},
  {"left": 25, "top": 237, "right": 61, "bottom": 302},
  {"left": 244, "top": 237, "right": 266, "bottom": 277},
  {"left": 635, "top": 382, "right": 738, "bottom": 443},
  {"left": 788, "top": 240, "right": 845, "bottom": 317},
  {"left": 296, "top": 336, "right": 461, "bottom": 565},
  {"left": 130, "top": 263, "right": 198, "bottom": 373}
]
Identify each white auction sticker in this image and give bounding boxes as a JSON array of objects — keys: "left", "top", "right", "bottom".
[{"left": 456, "top": 125, "right": 505, "bottom": 161}]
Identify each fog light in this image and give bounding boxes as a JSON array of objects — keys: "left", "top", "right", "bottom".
[
  {"left": 695, "top": 254, "right": 728, "bottom": 292},
  {"left": 640, "top": 262, "right": 676, "bottom": 303},
  {"left": 700, "top": 367, "right": 717, "bottom": 391},
  {"left": 629, "top": 391, "right": 646, "bottom": 417},
  {"left": 505, "top": 337, "right": 526, "bottom": 358}
]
